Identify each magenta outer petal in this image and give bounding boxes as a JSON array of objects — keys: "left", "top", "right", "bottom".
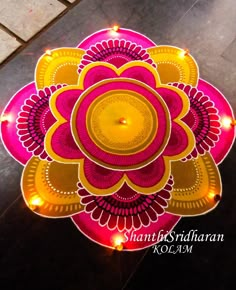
[
  {"left": 156, "top": 87, "right": 184, "bottom": 119},
  {"left": 83, "top": 158, "right": 123, "bottom": 189},
  {"left": 55, "top": 89, "right": 83, "bottom": 120},
  {"left": 77, "top": 28, "right": 156, "bottom": 50},
  {"left": 163, "top": 123, "right": 189, "bottom": 157},
  {"left": 71, "top": 212, "right": 180, "bottom": 251},
  {"left": 51, "top": 123, "right": 84, "bottom": 160},
  {"left": 83, "top": 66, "right": 117, "bottom": 89},
  {"left": 83, "top": 65, "right": 157, "bottom": 90},
  {"left": 0, "top": 82, "right": 36, "bottom": 165},
  {"left": 121, "top": 66, "right": 157, "bottom": 88},
  {"left": 127, "top": 157, "right": 166, "bottom": 188},
  {"left": 198, "top": 79, "right": 235, "bottom": 164}
]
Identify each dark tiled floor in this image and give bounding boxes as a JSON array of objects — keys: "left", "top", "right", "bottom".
[{"left": 0, "top": 0, "right": 236, "bottom": 289}]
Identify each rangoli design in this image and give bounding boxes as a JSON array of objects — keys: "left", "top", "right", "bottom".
[{"left": 1, "top": 28, "right": 235, "bottom": 251}]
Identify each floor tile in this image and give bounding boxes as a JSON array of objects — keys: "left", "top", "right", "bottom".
[
  {"left": 166, "top": 0, "right": 236, "bottom": 56},
  {"left": 0, "top": 0, "right": 66, "bottom": 41},
  {"left": 98, "top": 0, "right": 198, "bottom": 44},
  {"left": 0, "top": 28, "right": 21, "bottom": 64},
  {"left": 222, "top": 37, "right": 236, "bottom": 65}
]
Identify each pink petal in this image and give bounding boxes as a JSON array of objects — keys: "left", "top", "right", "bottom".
[
  {"left": 91, "top": 207, "right": 102, "bottom": 220},
  {"left": 152, "top": 201, "right": 164, "bottom": 215},
  {"left": 99, "top": 211, "right": 110, "bottom": 226},
  {"left": 107, "top": 215, "right": 118, "bottom": 230},
  {"left": 139, "top": 211, "right": 150, "bottom": 226},
  {"left": 127, "top": 157, "right": 166, "bottom": 188},
  {"left": 117, "top": 216, "right": 125, "bottom": 231},
  {"left": 83, "top": 158, "right": 123, "bottom": 189}
]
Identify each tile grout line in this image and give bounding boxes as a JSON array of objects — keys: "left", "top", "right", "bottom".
[
  {"left": 0, "top": 0, "right": 83, "bottom": 68},
  {"left": 174, "top": 0, "right": 200, "bottom": 26},
  {"left": 121, "top": 248, "right": 150, "bottom": 290},
  {"left": 57, "top": 0, "right": 71, "bottom": 7},
  {"left": 0, "top": 194, "right": 21, "bottom": 219},
  {"left": 0, "top": 24, "right": 26, "bottom": 44}
]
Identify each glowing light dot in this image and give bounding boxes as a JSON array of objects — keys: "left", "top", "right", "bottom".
[
  {"left": 113, "top": 234, "right": 125, "bottom": 251},
  {"left": 208, "top": 192, "right": 221, "bottom": 202},
  {"left": 221, "top": 117, "right": 233, "bottom": 129},
  {"left": 208, "top": 192, "right": 215, "bottom": 199},
  {"left": 0, "top": 114, "right": 13, "bottom": 123},
  {"left": 179, "top": 48, "right": 189, "bottom": 58},
  {"left": 29, "top": 196, "right": 44, "bottom": 210},
  {"left": 115, "top": 243, "right": 124, "bottom": 251},
  {"left": 119, "top": 117, "right": 127, "bottom": 125},
  {"left": 110, "top": 25, "right": 120, "bottom": 37},
  {"left": 112, "top": 25, "right": 119, "bottom": 32},
  {"left": 45, "top": 49, "right": 52, "bottom": 56}
]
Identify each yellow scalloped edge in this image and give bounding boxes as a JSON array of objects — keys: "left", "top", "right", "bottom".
[
  {"left": 35, "top": 47, "right": 85, "bottom": 89},
  {"left": 21, "top": 157, "right": 83, "bottom": 218},
  {"left": 147, "top": 46, "right": 199, "bottom": 86},
  {"left": 166, "top": 152, "right": 222, "bottom": 216}
]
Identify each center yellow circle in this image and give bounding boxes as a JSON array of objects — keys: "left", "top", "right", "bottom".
[{"left": 86, "top": 90, "right": 158, "bottom": 155}]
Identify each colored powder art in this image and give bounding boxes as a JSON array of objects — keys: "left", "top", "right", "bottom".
[{"left": 1, "top": 27, "right": 235, "bottom": 251}]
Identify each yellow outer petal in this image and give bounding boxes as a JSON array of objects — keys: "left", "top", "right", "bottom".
[
  {"left": 21, "top": 157, "right": 83, "bottom": 217},
  {"left": 166, "top": 152, "right": 222, "bottom": 216},
  {"left": 147, "top": 46, "right": 199, "bottom": 86},
  {"left": 35, "top": 48, "right": 85, "bottom": 89}
]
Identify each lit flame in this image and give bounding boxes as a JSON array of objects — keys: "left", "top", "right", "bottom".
[
  {"left": 29, "top": 196, "right": 44, "bottom": 210},
  {"left": 208, "top": 191, "right": 215, "bottom": 199},
  {"left": 208, "top": 191, "right": 221, "bottom": 202},
  {"left": 179, "top": 48, "right": 189, "bottom": 58},
  {"left": 110, "top": 25, "right": 120, "bottom": 37},
  {"left": 112, "top": 25, "right": 119, "bottom": 32},
  {"left": 119, "top": 117, "right": 127, "bottom": 125},
  {"left": 112, "top": 234, "right": 125, "bottom": 251},
  {"left": 221, "top": 116, "right": 233, "bottom": 129},
  {"left": 45, "top": 49, "right": 52, "bottom": 56},
  {"left": 0, "top": 114, "right": 13, "bottom": 123}
]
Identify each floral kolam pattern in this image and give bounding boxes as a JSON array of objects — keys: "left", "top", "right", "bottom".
[{"left": 1, "top": 28, "right": 235, "bottom": 251}]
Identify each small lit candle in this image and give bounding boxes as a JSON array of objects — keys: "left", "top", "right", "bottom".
[
  {"left": 29, "top": 196, "right": 44, "bottom": 210},
  {"left": 183, "top": 48, "right": 189, "bottom": 56},
  {"left": 119, "top": 117, "right": 127, "bottom": 125},
  {"left": 208, "top": 191, "right": 215, "bottom": 199},
  {"left": 110, "top": 25, "right": 120, "bottom": 37},
  {"left": 179, "top": 48, "right": 189, "bottom": 58},
  {"left": 112, "top": 25, "right": 119, "bottom": 32},
  {"left": 114, "top": 237, "right": 124, "bottom": 251},
  {"left": 0, "top": 114, "right": 13, "bottom": 123},
  {"left": 221, "top": 116, "right": 234, "bottom": 129},
  {"left": 208, "top": 191, "right": 221, "bottom": 202},
  {"left": 112, "top": 233, "right": 125, "bottom": 251},
  {"left": 45, "top": 49, "right": 52, "bottom": 56}
]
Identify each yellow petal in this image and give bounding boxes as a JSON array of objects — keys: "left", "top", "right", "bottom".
[
  {"left": 21, "top": 157, "right": 83, "bottom": 217},
  {"left": 147, "top": 46, "right": 199, "bottom": 86},
  {"left": 35, "top": 48, "right": 85, "bottom": 89},
  {"left": 166, "top": 152, "right": 221, "bottom": 215}
]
